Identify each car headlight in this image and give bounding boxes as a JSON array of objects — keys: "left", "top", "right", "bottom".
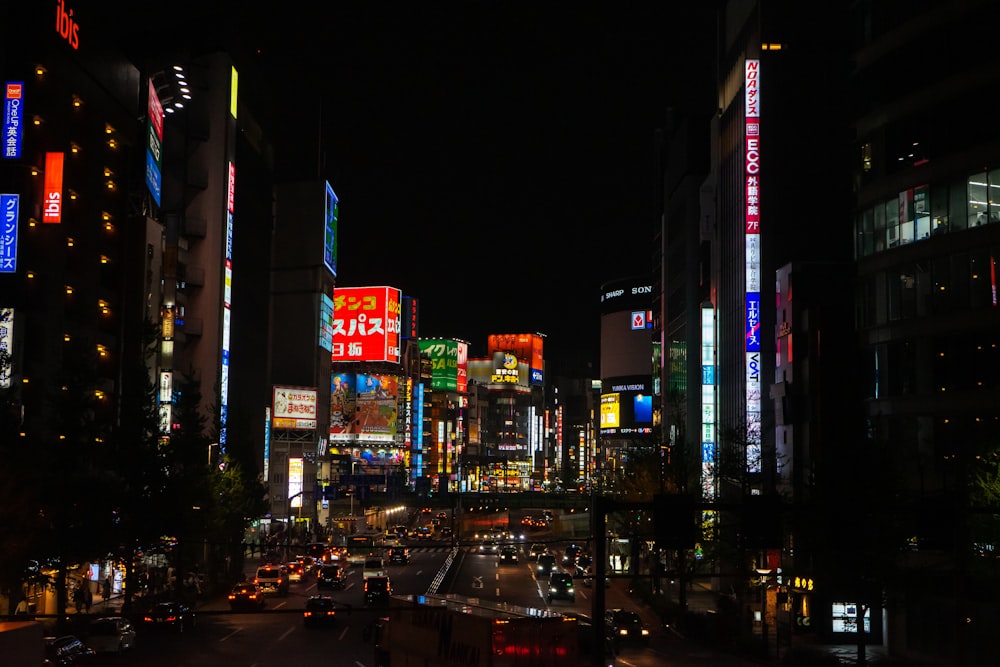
[
  {"left": 567, "top": 587, "right": 574, "bottom": 593},
  {"left": 549, "top": 587, "right": 557, "bottom": 592},
  {"left": 619, "top": 629, "right": 628, "bottom": 636},
  {"left": 641, "top": 629, "right": 649, "bottom": 636}
]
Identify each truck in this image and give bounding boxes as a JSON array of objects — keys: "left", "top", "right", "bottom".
[{"left": 373, "top": 593, "right": 579, "bottom": 667}]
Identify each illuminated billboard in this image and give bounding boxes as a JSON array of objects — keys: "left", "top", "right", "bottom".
[
  {"left": 745, "top": 58, "right": 762, "bottom": 472},
  {"left": 145, "top": 79, "right": 163, "bottom": 206},
  {"left": 3, "top": 83, "right": 24, "bottom": 159},
  {"left": 487, "top": 333, "right": 544, "bottom": 385},
  {"left": 42, "top": 152, "right": 64, "bottom": 223},
  {"left": 324, "top": 182, "right": 338, "bottom": 277},
  {"left": 598, "top": 375, "right": 654, "bottom": 436},
  {"left": 353, "top": 373, "right": 399, "bottom": 442},
  {"left": 329, "top": 372, "right": 357, "bottom": 441},
  {"left": 272, "top": 386, "right": 318, "bottom": 430},
  {"left": 318, "top": 293, "right": 334, "bottom": 352},
  {"left": 419, "top": 338, "right": 468, "bottom": 392},
  {"left": 330, "top": 286, "right": 402, "bottom": 363},
  {"left": 0, "top": 307, "right": 12, "bottom": 388},
  {"left": 0, "top": 194, "right": 18, "bottom": 273}
]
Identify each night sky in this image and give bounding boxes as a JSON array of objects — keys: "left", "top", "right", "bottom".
[{"left": 107, "top": 3, "right": 718, "bottom": 375}]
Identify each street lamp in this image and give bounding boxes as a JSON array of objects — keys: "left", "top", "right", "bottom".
[
  {"left": 207, "top": 442, "right": 219, "bottom": 467},
  {"left": 756, "top": 567, "right": 773, "bottom": 656}
]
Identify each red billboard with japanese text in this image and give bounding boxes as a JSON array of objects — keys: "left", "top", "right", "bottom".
[
  {"left": 488, "top": 333, "right": 544, "bottom": 385},
  {"left": 330, "top": 286, "right": 402, "bottom": 363}
]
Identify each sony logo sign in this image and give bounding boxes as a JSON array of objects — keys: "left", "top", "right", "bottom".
[{"left": 632, "top": 286, "right": 652, "bottom": 294}]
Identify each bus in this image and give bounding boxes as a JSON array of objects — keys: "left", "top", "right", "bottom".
[{"left": 346, "top": 533, "right": 380, "bottom": 565}]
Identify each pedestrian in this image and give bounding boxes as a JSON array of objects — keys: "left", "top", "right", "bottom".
[
  {"left": 103, "top": 575, "right": 112, "bottom": 601},
  {"left": 73, "top": 585, "right": 84, "bottom": 613},
  {"left": 84, "top": 586, "right": 93, "bottom": 613},
  {"left": 15, "top": 597, "right": 29, "bottom": 615}
]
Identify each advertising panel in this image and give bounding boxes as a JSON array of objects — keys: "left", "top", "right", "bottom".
[
  {"left": 318, "top": 293, "right": 334, "bottom": 352},
  {"left": 3, "top": 82, "right": 24, "bottom": 159},
  {"left": 324, "top": 182, "right": 338, "bottom": 277},
  {"left": 0, "top": 194, "right": 18, "bottom": 273},
  {"left": 745, "top": 58, "right": 762, "bottom": 473},
  {"left": 329, "top": 372, "right": 356, "bottom": 441},
  {"left": 330, "top": 286, "right": 402, "bottom": 363},
  {"left": 288, "top": 457, "right": 303, "bottom": 509},
  {"left": 0, "top": 307, "right": 12, "bottom": 389},
  {"left": 599, "top": 375, "right": 654, "bottom": 436},
  {"left": 42, "top": 152, "right": 64, "bottom": 223},
  {"left": 352, "top": 373, "right": 399, "bottom": 442},
  {"left": 145, "top": 79, "right": 163, "bottom": 206},
  {"left": 418, "top": 339, "right": 468, "bottom": 391},
  {"left": 487, "top": 333, "right": 544, "bottom": 384},
  {"left": 272, "top": 386, "right": 318, "bottom": 430},
  {"left": 489, "top": 351, "right": 526, "bottom": 386}
]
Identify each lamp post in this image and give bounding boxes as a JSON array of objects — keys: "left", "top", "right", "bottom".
[{"left": 756, "top": 567, "right": 773, "bottom": 656}]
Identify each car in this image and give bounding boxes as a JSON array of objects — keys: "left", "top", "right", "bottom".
[
  {"left": 364, "top": 576, "right": 392, "bottom": 606},
  {"left": 498, "top": 546, "right": 519, "bottom": 564},
  {"left": 254, "top": 564, "right": 290, "bottom": 595},
  {"left": 388, "top": 546, "right": 409, "bottom": 564},
  {"left": 42, "top": 635, "right": 96, "bottom": 666},
  {"left": 317, "top": 564, "right": 347, "bottom": 589},
  {"left": 86, "top": 616, "right": 136, "bottom": 655},
  {"left": 303, "top": 595, "right": 338, "bottom": 627},
  {"left": 604, "top": 609, "right": 650, "bottom": 645},
  {"left": 563, "top": 544, "right": 581, "bottom": 566},
  {"left": 141, "top": 601, "right": 196, "bottom": 632},
  {"left": 439, "top": 526, "right": 453, "bottom": 538},
  {"left": 536, "top": 553, "right": 556, "bottom": 576},
  {"left": 414, "top": 526, "right": 433, "bottom": 540},
  {"left": 363, "top": 557, "right": 387, "bottom": 579},
  {"left": 297, "top": 555, "right": 320, "bottom": 575},
  {"left": 285, "top": 561, "right": 304, "bottom": 582},
  {"left": 575, "top": 552, "right": 593, "bottom": 569},
  {"left": 547, "top": 572, "right": 576, "bottom": 603},
  {"left": 529, "top": 543, "right": 548, "bottom": 560},
  {"left": 228, "top": 583, "right": 266, "bottom": 610},
  {"left": 436, "top": 511, "right": 449, "bottom": 520}
]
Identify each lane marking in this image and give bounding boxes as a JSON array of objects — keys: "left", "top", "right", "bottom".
[
  {"left": 220, "top": 627, "right": 242, "bottom": 642},
  {"left": 278, "top": 626, "right": 295, "bottom": 641}
]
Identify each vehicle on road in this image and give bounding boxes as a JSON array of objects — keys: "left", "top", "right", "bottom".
[
  {"left": 375, "top": 593, "right": 579, "bottom": 667},
  {"left": 363, "top": 557, "right": 387, "bottom": 579},
  {"left": 141, "top": 602, "right": 196, "bottom": 632},
  {"left": 529, "top": 543, "right": 547, "bottom": 560},
  {"left": 303, "top": 595, "right": 338, "bottom": 627},
  {"left": 85, "top": 616, "right": 135, "bottom": 655},
  {"left": 604, "top": 609, "right": 650, "bottom": 646},
  {"left": 285, "top": 561, "right": 304, "bottom": 582},
  {"left": 562, "top": 544, "right": 581, "bottom": 566},
  {"left": 388, "top": 546, "right": 409, "bottom": 564},
  {"left": 317, "top": 564, "right": 347, "bottom": 589},
  {"left": 228, "top": 583, "right": 266, "bottom": 610},
  {"left": 498, "top": 545, "right": 519, "bottom": 564},
  {"left": 536, "top": 553, "right": 556, "bottom": 576},
  {"left": 547, "top": 572, "right": 576, "bottom": 603},
  {"left": 42, "top": 635, "right": 96, "bottom": 666},
  {"left": 254, "top": 564, "right": 290, "bottom": 595},
  {"left": 364, "top": 576, "right": 392, "bottom": 606}
]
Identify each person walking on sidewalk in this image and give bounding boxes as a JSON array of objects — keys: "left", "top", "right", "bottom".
[
  {"left": 103, "top": 576, "right": 112, "bottom": 601},
  {"left": 83, "top": 586, "right": 93, "bottom": 613}
]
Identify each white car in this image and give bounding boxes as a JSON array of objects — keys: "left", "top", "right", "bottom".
[{"left": 87, "top": 616, "right": 136, "bottom": 654}]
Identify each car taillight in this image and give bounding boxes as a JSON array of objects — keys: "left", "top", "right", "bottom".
[{"left": 228, "top": 595, "right": 235, "bottom": 600}]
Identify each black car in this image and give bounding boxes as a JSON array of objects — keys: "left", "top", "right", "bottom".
[
  {"left": 547, "top": 572, "right": 576, "bottom": 602},
  {"left": 141, "top": 601, "right": 196, "bottom": 632},
  {"left": 364, "top": 576, "right": 392, "bottom": 606},
  {"left": 536, "top": 553, "right": 556, "bottom": 576},
  {"left": 228, "top": 583, "right": 266, "bottom": 610},
  {"left": 498, "top": 546, "right": 519, "bottom": 564},
  {"left": 604, "top": 609, "right": 650, "bottom": 645},
  {"left": 303, "top": 595, "right": 338, "bottom": 627},
  {"left": 563, "top": 544, "right": 581, "bottom": 566},
  {"left": 317, "top": 564, "right": 346, "bottom": 589},
  {"left": 42, "top": 635, "right": 96, "bottom": 666},
  {"left": 388, "top": 546, "right": 409, "bottom": 564}
]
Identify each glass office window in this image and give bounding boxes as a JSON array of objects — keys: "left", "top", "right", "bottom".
[
  {"left": 914, "top": 185, "right": 930, "bottom": 240},
  {"left": 886, "top": 198, "right": 900, "bottom": 248},
  {"left": 931, "top": 183, "right": 949, "bottom": 235},
  {"left": 899, "top": 190, "right": 915, "bottom": 245},
  {"left": 968, "top": 172, "right": 989, "bottom": 227},
  {"left": 990, "top": 168, "right": 1000, "bottom": 223},
  {"left": 950, "top": 180, "right": 967, "bottom": 231},
  {"left": 874, "top": 201, "right": 886, "bottom": 253}
]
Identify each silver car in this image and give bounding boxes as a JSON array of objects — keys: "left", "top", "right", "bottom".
[{"left": 87, "top": 616, "right": 136, "bottom": 654}]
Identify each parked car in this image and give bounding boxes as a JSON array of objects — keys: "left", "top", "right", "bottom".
[
  {"left": 303, "top": 595, "right": 338, "bottom": 627},
  {"left": 498, "top": 546, "right": 519, "bottom": 564},
  {"left": 42, "top": 635, "right": 96, "bottom": 666},
  {"left": 604, "top": 609, "right": 650, "bottom": 646},
  {"left": 141, "top": 601, "right": 196, "bottom": 632},
  {"left": 228, "top": 583, "right": 266, "bottom": 610},
  {"left": 547, "top": 572, "right": 576, "bottom": 603},
  {"left": 364, "top": 576, "right": 392, "bottom": 606},
  {"left": 317, "top": 564, "right": 347, "bottom": 589},
  {"left": 86, "top": 616, "right": 135, "bottom": 654}
]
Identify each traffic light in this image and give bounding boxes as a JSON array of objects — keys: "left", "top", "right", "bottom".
[{"left": 653, "top": 493, "right": 697, "bottom": 549}]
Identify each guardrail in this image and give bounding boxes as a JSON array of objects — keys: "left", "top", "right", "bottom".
[{"left": 427, "top": 546, "right": 460, "bottom": 594}]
